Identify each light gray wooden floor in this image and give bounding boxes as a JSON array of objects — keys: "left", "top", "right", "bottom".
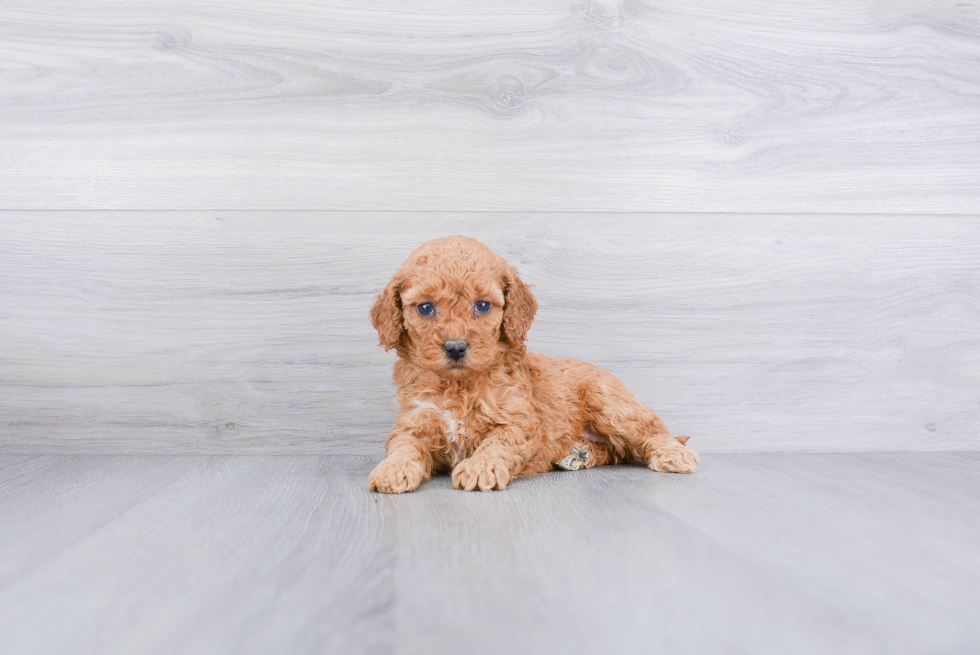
[{"left": 1, "top": 453, "right": 978, "bottom": 655}]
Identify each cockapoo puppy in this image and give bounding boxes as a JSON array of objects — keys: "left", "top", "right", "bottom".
[{"left": 368, "top": 236, "right": 698, "bottom": 493}]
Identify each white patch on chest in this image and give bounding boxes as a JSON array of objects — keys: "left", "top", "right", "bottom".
[{"left": 410, "top": 398, "right": 464, "bottom": 443}]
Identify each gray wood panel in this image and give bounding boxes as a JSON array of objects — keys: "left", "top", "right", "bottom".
[
  {"left": 0, "top": 456, "right": 395, "bottom": 655},
  {"left": 0, "top": 453, "right": 978, "bottom": 654},
  {"left": 1, "top": 0, "right": 978, "bottom": 212},
  {"left": 2, "top": 212, "right": 979, "bottom": 453},
  {"left": 649, "top": 452, "right": 980, "bottom": 650},
  {"left": 0, "top": 455, "right": 200, "bottom": 587},
  {"left": 393, "top": 466, "right": 888, "bottom": 654}
]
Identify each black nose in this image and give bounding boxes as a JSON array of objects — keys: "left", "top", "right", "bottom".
[{"left": 443, "top": 339, "right": 468, "bottom": 361}]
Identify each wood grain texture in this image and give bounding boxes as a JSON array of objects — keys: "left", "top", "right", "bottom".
[
  {"left": 650, "top": 451, "right": 980, "bottom": 652},
  {"left": 0, "top": 456, "right": 395, "bottom": 655},
  {"left": 0, "top": 453, "right": 978, "bottom": 654},
  {"left": 393, "top": 451, "right": 980, "bottom": 654},
  {"left": 1, "top": 0, "right": 978, "bottom": 212},
  {"left": 0, "top": 455, "right": 201, "bottom": 587},
  {"left": 2, "top": 212, "right": 979, "bottom": 453}
]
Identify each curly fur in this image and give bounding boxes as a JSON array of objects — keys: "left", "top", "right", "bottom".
[{"left": 368, "top": 236, "right": 698, "bottom": 493}]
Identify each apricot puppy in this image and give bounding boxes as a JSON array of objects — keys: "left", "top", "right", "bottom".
[{"left": 368, "top": 236, "right": 698, "bottom": 493}]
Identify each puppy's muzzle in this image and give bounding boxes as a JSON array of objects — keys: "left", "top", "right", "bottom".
[{"left": 443, "top": 339, "right": 468, "bottom": 362}]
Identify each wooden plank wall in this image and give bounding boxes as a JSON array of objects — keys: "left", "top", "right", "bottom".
[
  {"left": 1, "top": 0, "right": 978, "bottom": 453},
  {"left": 3, "top": 214, "right": 978, "bottom": 453}
]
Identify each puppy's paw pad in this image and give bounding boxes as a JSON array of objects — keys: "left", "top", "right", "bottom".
[
  {"left": 452, "top": 455, "right": 511, "bottom": 492},
  {"left": 556, "top": 445, "right": 590, "bottom": 471},
  {"left": 369, "top": 457, "right": 424, "bottom": 493},
  {"left": 648, "top": 446, "right": 699, "bottom": 474}
]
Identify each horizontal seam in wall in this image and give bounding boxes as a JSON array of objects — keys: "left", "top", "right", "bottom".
[{"left": 1, "top": 209, "right": 979, "bottom": 216}]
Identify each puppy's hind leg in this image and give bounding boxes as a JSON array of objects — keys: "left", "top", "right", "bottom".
[
  {"left": 555, "top": 439, "right": 616, "bottom": 471},
  {"left": 582, "top": 370, "right": 698, "bottom": 473}
]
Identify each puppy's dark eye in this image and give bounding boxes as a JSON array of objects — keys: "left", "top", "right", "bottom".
[
  {"left": 417, "top": 303, "right": 435, "bottom": 317},
  {"left": 474, "top": 300, "right": 492, "bottom": 314}
]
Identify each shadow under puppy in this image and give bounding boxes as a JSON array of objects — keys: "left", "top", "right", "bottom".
[{"left": 368, "top": 236, "right": 698, "bottom": 493}]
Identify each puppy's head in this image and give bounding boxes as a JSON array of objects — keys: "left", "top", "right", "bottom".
[{"left": 370, "top": 236, "right": 537, "bottom": 379}]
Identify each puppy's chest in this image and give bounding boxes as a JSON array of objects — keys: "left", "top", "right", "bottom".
[{"left": 408, "top": 396, "right": 489, "bottom": 445}]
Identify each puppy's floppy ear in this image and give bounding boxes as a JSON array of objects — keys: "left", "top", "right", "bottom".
[
  {"left": 370, "top": 274, "right": 404, "bottom": 351},
  {"left": 501, "top": 265, "right": 537, "bottom": 346}
]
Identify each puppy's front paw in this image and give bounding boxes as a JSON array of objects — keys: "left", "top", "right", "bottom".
[
  {"left": 452, "top": 454, "right": 512, "bottom": 492},
  {"left": 648, "top": 445, "right": 699, "bottom": 474},
  {"left": 369, "top": 456, "right": 424, "bottom": 493}
]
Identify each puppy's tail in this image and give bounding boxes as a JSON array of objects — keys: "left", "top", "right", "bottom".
[{"left": 675, "top": 435, "right": 691, "bottom": 446}]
